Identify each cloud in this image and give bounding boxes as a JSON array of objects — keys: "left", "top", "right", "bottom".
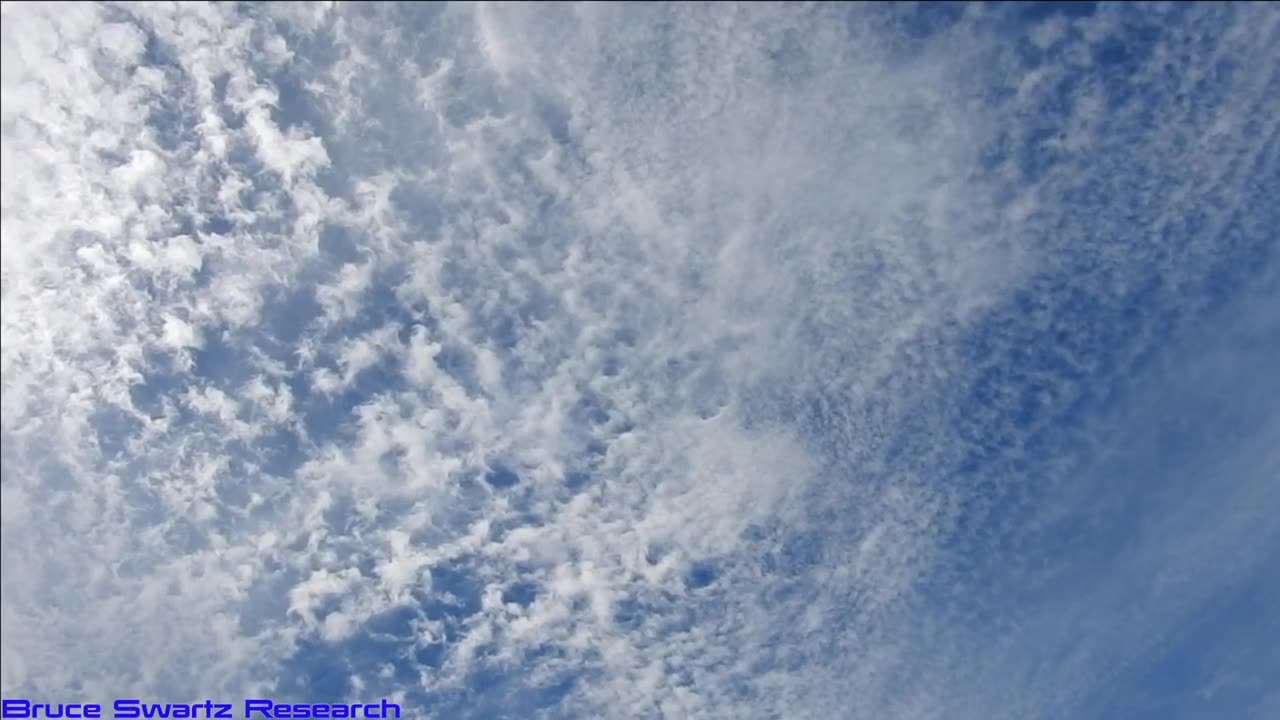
[{"left": 2, "top": 2, "right": 1277, "bottom": 719}]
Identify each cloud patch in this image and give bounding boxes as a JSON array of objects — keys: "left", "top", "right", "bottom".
[{"left": 2, "top": 3, "right": 1277, "bottom": 719}]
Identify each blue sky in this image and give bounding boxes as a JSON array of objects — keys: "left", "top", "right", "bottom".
[{"left": 2, "top": 2, "right": 1277, "bottom": 718}]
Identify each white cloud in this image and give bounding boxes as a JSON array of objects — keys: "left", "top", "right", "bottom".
[{"left": 2, "top": 3, "right": 1276, "bottom": 719}]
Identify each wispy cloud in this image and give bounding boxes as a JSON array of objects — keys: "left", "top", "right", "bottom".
[{"left": 2, "top": 2, "right": 1276, "bottom": 718}]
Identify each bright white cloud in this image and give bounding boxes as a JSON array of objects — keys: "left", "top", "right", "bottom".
[{"left": 2, "top": 3, "right": 1277, "bottom": 719}]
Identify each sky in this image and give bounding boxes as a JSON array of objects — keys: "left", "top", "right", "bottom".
[{"left": 1, "top": 2, "right": 1277, "bottom": 718}]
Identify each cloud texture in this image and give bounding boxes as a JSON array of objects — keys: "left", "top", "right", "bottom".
[{"left": 2, "top": 2, "right": 1277, "bottom": 718}]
